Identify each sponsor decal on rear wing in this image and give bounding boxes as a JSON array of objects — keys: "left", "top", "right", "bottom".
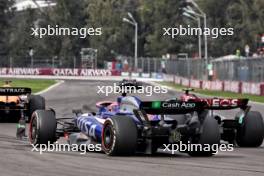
[
  {"left": 140, "top": 100, "right": 207, "bottom": 114},
  {"left": 0, "top": 87, "right": 31, "bottom": 95},
  {"left": 197, "top": 98, "right": 249, "bottom": 110},
  {"left": 140, "top": 98, "right": 249, "bottom": 114}
]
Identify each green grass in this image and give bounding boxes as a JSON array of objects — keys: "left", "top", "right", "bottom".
[
  {"left": 159, "top": 82, "right": 264, "bottom": 103},
  {"left": 0, "top": 79, "right": 57, "bottom": 93}
]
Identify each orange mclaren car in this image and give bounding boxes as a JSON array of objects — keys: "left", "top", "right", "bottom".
[{"left": 0, "top": 81, "right": 45, "bottom": 122}]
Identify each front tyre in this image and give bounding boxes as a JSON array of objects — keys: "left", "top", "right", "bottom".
[
  {"left": 102, "top": 116, "right": 137, "bottom": 156},
  {"left": 236, "top": 111, "right": 264, "bottom": 147},
  {"left": 29, "top": 110, "right": 57, "bottom": 145}
]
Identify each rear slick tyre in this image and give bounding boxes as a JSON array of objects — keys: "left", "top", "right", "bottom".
[
  {"left": 188, "top": 116, "right": 220, "bottom": 157},
  {"left": 236, "top": 111, "right": 264, "bottom": 147},
  {"left": 102, "top": 116, "right": 137, "bottom": 156}
]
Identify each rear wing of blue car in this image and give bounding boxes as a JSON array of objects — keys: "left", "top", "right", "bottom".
[
  {"left": 0, "top": 87, "right": 31, "bottom": 95},
  {"left": 139, "top": 100, "right": 206, "bottom": 114}
]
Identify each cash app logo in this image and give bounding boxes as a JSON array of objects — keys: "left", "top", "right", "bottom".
[{"left": 152, "top": 101, "right": 161, "bottom": 109}]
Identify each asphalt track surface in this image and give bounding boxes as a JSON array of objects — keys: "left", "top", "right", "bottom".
[{"left": 0, "top": 80, "right": 264, "bottom": 176}]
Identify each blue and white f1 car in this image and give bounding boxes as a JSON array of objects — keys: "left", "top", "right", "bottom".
[{"left": 29, "top": 80, "right": 223, "bottom": 156}]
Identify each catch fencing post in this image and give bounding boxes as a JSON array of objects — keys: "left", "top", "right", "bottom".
[
  {"left": 148, "top": 57, "right": 150, "bottom": 73},
  {"left": 9, "top": 57, "right": 13, "bottom": 68},
  {"left": 154, "top": 58, "right": 157, "bottom": 73}
]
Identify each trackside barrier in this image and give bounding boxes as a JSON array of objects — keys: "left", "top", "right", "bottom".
[
  {"left": 0, "top": 68, "right": 118, "bottom": 76},
  {"left": 242, "top": 82, "right": 261, "bottom": 95},
  {"left": 224, "top": 81, "right": 241, "bottom": 93},
  {"left": 211, "top": 81, "right": 223, "bottom": 91},
  {"left": 182, "top": 78, "right": 189, "bottom": 87},
  {"left": 202, "top": 81, "right": 211, "bottom": 90},
  {"left": 163, "top": 74, "right": 264, "bottom": 96},
  {"left": 190, "top": 80, "right": 200, "bottom": 89},
  {"left": 142, "top": 73, "right": 151, "bottom": 78},
  {"left": 131, "top": 72, "right": 140, "bottom": 77},
  {"left": 121, "top": 72, "right": 129, "bottom": 76},
  {"left": 0, "top": 68, "right": 164, "bottom": 81},
  {"left": 120, "top": 72, "right": 163, "bottom": 79},
  {"left": 261, "top": 84, "right": 264, "bottom": 96},
  {"left": 163, "top": 74, "right": 174, "bottom": 82},
  {"left": 174, "top": 76, "right": 181, "bottom": 85}
]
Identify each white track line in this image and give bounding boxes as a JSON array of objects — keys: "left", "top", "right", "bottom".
[{"left": 35, "top": 80, "right": 64, "bottom": 95}]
